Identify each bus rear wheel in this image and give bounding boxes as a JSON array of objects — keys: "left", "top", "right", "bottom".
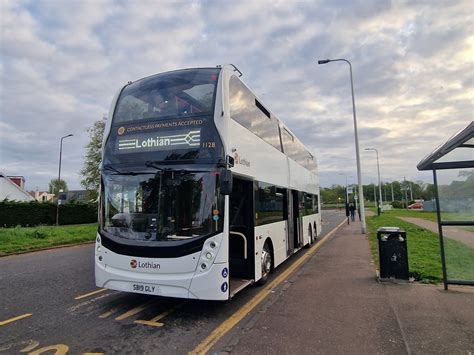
[{"left": 257, "top": 242, "right": 272, "bottom": 286}]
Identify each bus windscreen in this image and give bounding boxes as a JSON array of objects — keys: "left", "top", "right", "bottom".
[
  {"left": 102, "top": 171, "right": 223, "bottom": 242},
  {"left": 113, "top": 68, "right": 220, "bottom": 123}
]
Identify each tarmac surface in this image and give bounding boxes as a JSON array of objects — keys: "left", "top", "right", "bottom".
[{"left": 210, "top": 215, "right": 474, "bottom": 354}]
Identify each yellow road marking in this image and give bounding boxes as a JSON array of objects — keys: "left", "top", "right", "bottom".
[
  {"left": 135, "top": 304, "right": 182, "bottom": 327},
  {"left": 29, "top": 344, "right": 69, "bottom": 355},
  {"left": 115, "top": 299, "right": 156, "bottom": 321},
  {"left": 74, "top": 288, "right": 107, "bottom": 300},
  {"left": 20, "top": 340, "right": 40, "bottom": 353},
  {"left": 0, "top": 313, "right": 32, "bottom": 326},
  {"left": 190, "top": 219, "right": 346, "bottom": 355},
  {"left": 69, "top": 292, "right": 114, "bottom": 313},
  {"left": 99, "top": 307, "right": 119, "bottom": 319}
]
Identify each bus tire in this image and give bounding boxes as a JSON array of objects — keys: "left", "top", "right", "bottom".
[
  {"left": 257, "top": 241, "right": 272, "bottom": 286},
  {"left": 305, "top": 225, "right": 313, "bottom": 248}
]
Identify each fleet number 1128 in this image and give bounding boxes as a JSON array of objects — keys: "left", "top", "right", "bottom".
[{"left": 202, "top": 141, "right": 216, "bottom": 148}]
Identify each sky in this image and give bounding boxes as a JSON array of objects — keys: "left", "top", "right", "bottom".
[{"left": 1, "top": 0, "right": 472, "bottom": 191}]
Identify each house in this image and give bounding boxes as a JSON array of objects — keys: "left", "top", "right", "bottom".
[
  {"left": 0, "top": 173, "right": 34, "bottom": 202},
  {"left": 28, "top": 190, "right": 55, "bottom": 202},
  {"left": 58, "top": 190, "right": 92, "bottom": 202}
]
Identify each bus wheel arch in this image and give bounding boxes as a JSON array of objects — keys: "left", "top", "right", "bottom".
[{"left": 257, "top": 238, "right": 274, "bottom": 286}]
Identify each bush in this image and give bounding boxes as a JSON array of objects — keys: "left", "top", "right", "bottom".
[
  {"left": 0, "top": 200, "right": 98, "bottom": 227},
  {"left": 391, "top": 200, "right": 403, "bottom": 208}
]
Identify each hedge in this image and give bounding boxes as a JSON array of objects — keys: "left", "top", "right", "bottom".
[{"left": 0, "top": 201, "right": 98, "bottom": 227}]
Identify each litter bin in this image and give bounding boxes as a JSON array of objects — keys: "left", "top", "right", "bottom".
[{"left": 377, "top": 227, "right": 409, "bottom": 280}]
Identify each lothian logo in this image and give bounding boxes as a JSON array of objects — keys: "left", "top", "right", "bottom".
[{"left": 130, "top": 259, "right": 160, "bottom": 270}]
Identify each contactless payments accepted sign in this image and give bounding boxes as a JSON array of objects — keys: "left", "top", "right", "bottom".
[{"left": 116, "top": 129, "right": 201, "bottom": 154}]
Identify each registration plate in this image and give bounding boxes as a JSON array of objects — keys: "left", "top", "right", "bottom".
[{"left": 131, "top": 283, "right": 159, "bottom": 295}]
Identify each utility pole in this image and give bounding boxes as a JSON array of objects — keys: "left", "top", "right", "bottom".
[
  {"left": 56, "top": 134, "right": 73, "bottom": 226},
  {"left": 403, "top": 176, "right": 408, "bottom": 208},
  {"left": 373, "top": 184, "right": 377, "bottom": 206}
]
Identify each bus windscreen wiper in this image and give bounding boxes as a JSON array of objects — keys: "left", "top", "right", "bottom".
[
  {"left": 103, "top": 165, "right": 150, "bottom": 175},
  {"left": 144, "top": 161, "right": 167, "bottom": 171}
]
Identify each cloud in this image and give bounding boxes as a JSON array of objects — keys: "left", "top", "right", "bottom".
[{"left": 0, "top": 0, "right": 472, "bottom": 191}]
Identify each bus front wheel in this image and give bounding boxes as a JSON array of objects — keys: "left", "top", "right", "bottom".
[{"left": 257, "top": 241, "right": 272, "bottom": 286}]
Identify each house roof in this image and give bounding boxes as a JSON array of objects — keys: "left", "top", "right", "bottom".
[
  {"left": 0, "top": 173, "right": 34, "bottom": 201},
  {"left": 417, "top": 121, "right": 474, "bottom": 171}
]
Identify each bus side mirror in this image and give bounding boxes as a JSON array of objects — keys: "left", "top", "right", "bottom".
[{"left": 220, "top": 170, "right": 233, "bottom": 195}]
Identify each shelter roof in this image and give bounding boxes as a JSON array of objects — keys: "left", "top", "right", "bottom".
[{"left": 417, "top": 121, "right": 474, "bottom": 171}]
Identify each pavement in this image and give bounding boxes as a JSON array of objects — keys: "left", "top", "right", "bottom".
[
  {"left": 399, "top": 217, "right": 474, "bottom": 249},
  {"left": 211, "top": 214, "right": 474, "bottom": 354}
]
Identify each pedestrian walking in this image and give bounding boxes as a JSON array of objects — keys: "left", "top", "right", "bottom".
[{"left": 349, "top": 203, "right": 356, "bottom": 221}]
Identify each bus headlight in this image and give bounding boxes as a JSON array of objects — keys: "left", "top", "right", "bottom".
[{"left": 205, "top": 252, "right": 213, "bottom": 260}]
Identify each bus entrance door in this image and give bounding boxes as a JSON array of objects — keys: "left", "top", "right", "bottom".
[{"left": 229, "top": 178, "right": 255, "bottom": 281}]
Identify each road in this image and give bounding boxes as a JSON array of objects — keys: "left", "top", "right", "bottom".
[{"left": 0, "top": 210, "right": 346, "bottom": 354}]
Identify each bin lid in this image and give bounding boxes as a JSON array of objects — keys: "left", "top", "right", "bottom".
[{"left": 377, "top": 227, "right": 404, "bottom": 233}]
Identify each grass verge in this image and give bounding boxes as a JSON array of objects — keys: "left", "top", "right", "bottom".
[
  {"left": 0, "top": 224, "right": 97, "bottom": 255},
  {"left": 381, "top": 209, "right": 438, "bottom": 222},
  {"left": 367, "top": 212, "right": 474, "bottom": 283}
]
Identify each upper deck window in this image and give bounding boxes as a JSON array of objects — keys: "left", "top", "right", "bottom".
[
  {"left": 282, "top": 127, "right": 317, "bottom": 172},
  {"left": 229, "top": 76, "right": 281, "bottom": 151},
  {"left": 113, "top": 68, "right": 220, "bottom": 124}
]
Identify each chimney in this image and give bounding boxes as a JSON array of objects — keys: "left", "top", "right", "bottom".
[{"left": 7, "top": 176, "right": 25, "bottom": 189}]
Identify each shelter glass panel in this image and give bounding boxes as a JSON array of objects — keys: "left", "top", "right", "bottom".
[
  {"left": 442, "top": 225, "right": 474, "bottom": 282},
  {"left": 436, "top": 146, "right": 474, "bottom": 164},
  {"left": 437, "top": 168, "right": 474, "bottom": 222}
]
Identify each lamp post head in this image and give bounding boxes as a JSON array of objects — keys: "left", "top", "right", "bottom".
[{"left": 318, "top": 59, "right": 331, "bottom": 64}]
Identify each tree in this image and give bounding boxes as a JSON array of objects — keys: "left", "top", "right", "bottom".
[
  {"left": 49, "top": 178, "right": 68, "bottom": 197},
  {"left": 80, "top": 117, "right": 106, "bottom": 201}
]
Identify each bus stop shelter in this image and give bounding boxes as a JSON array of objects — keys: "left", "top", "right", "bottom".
[{"left": 417, "top": 121, "right": 474, "bottom": 289}]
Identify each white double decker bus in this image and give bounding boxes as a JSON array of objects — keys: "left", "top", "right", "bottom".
[{"left": 95, "top": 65, "right": 321, "bottom": 300}]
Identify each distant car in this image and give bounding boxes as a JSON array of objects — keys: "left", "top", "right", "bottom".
[{"left": 408, "top": 202, "right": 423, "bottom": 210}]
